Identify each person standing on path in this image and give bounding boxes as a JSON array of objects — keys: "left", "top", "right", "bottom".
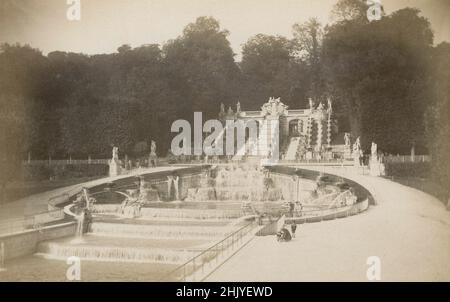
[{"left": 291, "top": 221, "right": 297, "bottom": 238}]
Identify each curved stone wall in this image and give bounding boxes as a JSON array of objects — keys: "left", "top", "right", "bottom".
[{"left": 266, "top": 165, "right": 374, "bottom": 204}]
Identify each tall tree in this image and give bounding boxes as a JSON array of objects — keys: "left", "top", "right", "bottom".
[
  {"left": 0, "top": 44, "right": 55, "bottom": 158},
  {"left": 240, "top": 34, "right": 309, "bottom": 109},
  {"left": 163, "top": 17, "right": 240, "bottom": 120},
  {"left": 292, "top": 18, "right": 324, "bottom": 103},
  {"left": 330, "top": 0, "right": 371, "bottom": 23}
]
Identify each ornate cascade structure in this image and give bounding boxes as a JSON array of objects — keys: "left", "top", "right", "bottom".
[
  {"left": 217, "top": 97, "right": 335, "bottom": 161},
  {"left": 185, "top": 165, "right": 283, "bottom": 202}
]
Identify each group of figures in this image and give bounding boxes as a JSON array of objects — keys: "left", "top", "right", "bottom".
[
  {"left": 120, "top": 174, "right": 168, "bottom": 218},
  {"left": 117, "top": 172, "right": 181, "bottom": 218},
  {"left": 261, "top": 97, "right": 289, "bottom": 117},
  {"left": 343, "top": 133, "right": 363, "bottom": 166},
  {"left": 109, "top": 141, "right": 158, "bottom": 177},
  {"left": 343, "top": 133, "right": 385, "bottom": 176}
]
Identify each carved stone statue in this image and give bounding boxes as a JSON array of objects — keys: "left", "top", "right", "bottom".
[
  {"left": 218, "top": 103, "right": 226, "bottom": 120},
  {"left": 309, "top": 98, "right": 314, "bottom": 110},
  {"left": 354, "top": 137, "right": 361, "bottom": 151},
  {"left": 261, "top": 101, "right": 268, "bottom": 115},
  {"left": 261, "top": 97, "right": 288, "bottom": 117},
  {"left": 236, "top": 101, "right": 241, "bottom": 113},
  {"left": 109, "top": 146, "right": 121, "bottom": 176},
  {"left": 352, "top": 136, "right": 362, "bottom": 167},
  {"left": 317, "top": 102, "right": 324, "bottom": 110},
  {"left": 371, "top": 142, "right": 377, "bottom": 157},
  {"left": 344, "top": 133, "right": 351, "bottom": 146},
  {"left": 327, "top": 97, "right": 332, "bottom": 113},
  {"left": 173, "top": 176, "right": 180, "bottom": 200},
  {"left": 227, "top": 106, "right": 234, "bottom": 116},
  {"left": 149, "top": 140, "right": 157, "bottom": 167},
  {"left": 82, "top": 187, "right": 94, "bottom": 209},
  {"left": 112, "top": 146, "right": 119, "bottom": 160},
  {"left": 167, "top": 175, "right": 180, "bottom": 201},
  {"left": 150, "top": 140, "right": 157, "bottom": 156},
  {"left": 271, "top": 99, "right": 277, "bottom": 114}
]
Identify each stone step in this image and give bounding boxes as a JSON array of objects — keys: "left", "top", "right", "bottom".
[{"left": 36, "top": 235, "right": 206, "bottom": 264}]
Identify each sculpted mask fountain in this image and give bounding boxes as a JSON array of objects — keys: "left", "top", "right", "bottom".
[
  {"left": 137, "top": 176, "right": 160, "bottom": 203},
  {"left": 118, "top": 191, "right": 141, "bottom": 218},
  {"left": 167, "top": 175, "right": 180, "bottom": 201}
]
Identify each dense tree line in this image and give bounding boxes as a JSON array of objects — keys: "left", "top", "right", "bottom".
[
  {"left": 323, "top": 7, "right": 433, "bottom": 154},
  {"left": 425, "top": 42, "right": 450, "bottom": 191},
  {"left": 0, "top": 1, "right": 449, "bottom": 189}
]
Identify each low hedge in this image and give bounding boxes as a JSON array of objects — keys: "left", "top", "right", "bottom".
[
  {"left": 22, "top": 165, "right": 52, "bottom": 181},
  {"left": 22, "top": 164, "right": 109, "bottom": 181},
  {"left": 384, "top": 162, "right": 431, "bottom": 178}
]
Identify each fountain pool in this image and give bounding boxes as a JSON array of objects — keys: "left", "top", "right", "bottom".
[{"left": 0, "top": 164, "right": 371, "bottom": 281}]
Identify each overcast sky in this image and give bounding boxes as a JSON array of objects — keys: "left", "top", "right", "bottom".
[{"left": 1, "top": 0, "right": 449, "bottom": 58}]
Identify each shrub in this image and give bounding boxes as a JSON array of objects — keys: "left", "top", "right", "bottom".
[
  {"left": 22, "top": 165, "right": 52, "bottom": 181},
  {"left": 52, "top": 164, "right": 109, "bottom": 179},
  {"left": 384, "top": 162, "right": 431, "bottom": 178}
]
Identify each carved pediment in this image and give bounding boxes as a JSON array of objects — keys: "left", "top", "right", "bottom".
[{"left": 261, "top": 97, "right": 288, "bottom": 117}]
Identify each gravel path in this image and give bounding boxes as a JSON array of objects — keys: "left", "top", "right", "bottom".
[{"left": 206, "top": 166, "right": 450, "bottom": 281}]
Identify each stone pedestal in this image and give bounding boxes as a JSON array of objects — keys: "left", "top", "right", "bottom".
[
  {"left": 149, "top": 154, "right": 157, "bottom": 167},
  {"left": 324, "top": 151, "right": 333, "bottom": 161},
  {"left": 369, "top": 157, "right": 385, "bottom": 177},
  {"left": 109, "top": 159, "right": 121, "bottom": 177},
  {"left": 353, "top": 155, "right": 360, "bottom": 167},
  {"left": 344, "top": 146, "right": 352, "bottom": 160}
]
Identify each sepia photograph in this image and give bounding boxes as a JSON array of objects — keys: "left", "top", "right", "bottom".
[{"left": 0, "top": 0, "right": 449, "bottom": 285}]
